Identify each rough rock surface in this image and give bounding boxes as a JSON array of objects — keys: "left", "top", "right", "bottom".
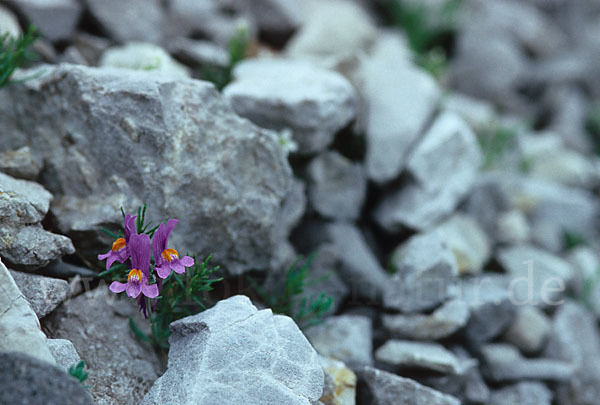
[
  {"left": 224, "top": 58, "right": 357, "bottom": 154},
  {"left": 0, "top": 171, "right": 74, "bottom": 270},
  {"left": 307, "top": 151, "right": 366, "bottom": 221},
  {"left": 305, "top": 315, "right": 373, "bottom": 367},
  {"left": 360, "top": 33, "right": 440, "bottom": 183},
  {"left": 48, "top": 287, "right": 163, "bottom": 405},
  {"left": 0, "top": 352, "right": 92, "bottom": 405},
  {"left": 0, "top": 146, "right": 42, "bottom": 180},
  {"left": 3, "top": 0, "right": 82, "bottom": 41},
  {"left": 47, "top": 338, "right": 81, "bottom": 370},
  {"left": 83, "top": 0, "right": 163, "bottom": 43},
  {"left": 384, "top": 230, "right": 458, "bottom": 312},
  {"left": 0, "top": 259, "right": 55, "bottom": 364},
  {"left": 356, "top": 366, "right": 460, "bottom": 405},
  {"left": 375, "top": 111, "right": 483, "bottom": 231},
  {"left": 8, "top": 270, "right": 69, "bottom": 319},
  {"left": 319, "top": 356, "right": 356, "bottom": 405},
  {"left": 375, "top": 340, "right": 470, "bottom": 374},
  {"left": 0, "top": 64, "right": 294, "bottom": 276},
  {"left": 382, "top": 299, "right": 470, "bottom": 340},
  {"left": 503, "top": 305, "right": 551, "bottom": 354},
  {"left": 141, "top": 295, "right": 324, "bottom": 405},
  {"left": 489, "top": 382, "right": 553, "bottom": 405}
]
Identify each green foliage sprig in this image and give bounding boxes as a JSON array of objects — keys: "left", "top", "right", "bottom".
[
  {"left": 249, "top": 253, "right": 333, "bottom": 329},
  {"left": 68, "top": 360, "right": 89, "bottom": 388},
  {"left": 477, "top": 123, "right": 518, "bottom": 169},
  {"left": 0, "top": 26, "right": 37, "bottom": 89},
  {"left": 202, "top": 26, "right": 250, "bottom": 91}
]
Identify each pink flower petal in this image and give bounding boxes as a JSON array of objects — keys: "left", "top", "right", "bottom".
[
  {"left": 142, "top": 283, "right": 159, "bottom": 298},
  {"left": 109, "top": 281, "right": 127, "bottom": 293},
  {"left": 126, "top": 282, "right": 142, "bottom": 298}
]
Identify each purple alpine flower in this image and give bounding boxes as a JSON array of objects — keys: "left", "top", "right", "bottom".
[
  {"left": 109, "top": 233, "right": 158, "bottom": 298},
  {"left": 98, "top": 214, "right": 138, "bottom": 269},
  {"left": 152, "top": 219, "right": 194, "bottom": 279}
]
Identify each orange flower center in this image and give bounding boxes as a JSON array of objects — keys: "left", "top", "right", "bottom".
[
  {"left": 127, "top": 269, "right": 142, "bottom": 282},
  {"left": 161, "top": 248, "right": 179, "bottom": 262},
  {"left": 112, "top": 238, "right": 126, "bottom": 251}
]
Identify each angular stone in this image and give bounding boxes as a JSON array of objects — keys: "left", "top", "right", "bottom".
[
  {"left": 503, "top": 305, "right": 551, "bottom": 354},
  {"left": 361, "top": 33, "right": 440, "bottom": 183},
  {"left": 357, "top": 366, "right": 460, "bottom": 405},
  {"left": 544, "top": 301, "right": 600, "bottom": 405},
  {"left": 48, "top": 287, "right": 163, "bottom": 405},
  {"left": 382, "top": 299, "right": 469, "bottom": 340},
  {"left": 4, "top": 0, "right": 82, "bottom": 41},
  {"left": 0, "top": 259, "right": 55, "bottom": 364},
  {"left": 0, "top": 352, "right": 92, "bottom": 405},
  {"left": 84, "top": 0, "right": 163, "bottom": 43},
  {"left": 305, "top": 315, "right": 372, "bottom": 367},
  {"left": 224, "top": 58, "right": 357, "bottom": 154},
  {"left": 100, "top": 42, "right": 190, "bottom": 79},
  {"left": 407, "top": 111, "right": 483, "bottom": 194},
  {"left": 285, "top": 0, "right": 376, "bottom": 62},
  {"left": 489, "top": 382, "right": 552, "bottom": 405},
  {"left": 442, "top": 92, "right": 496, "bottom": 131},
  {"left": 141, "top": 295, "right": 323, "bottom": 405},
  {"left": 326, "top": 222, "right": 390, "bottom": 301},
  {"left": 497, "top": 245, "right": 574, "bottom": 306},
  {"left": 319, "top": 356, "right": 356, "bottom": 405},
  {"left": 168, "top": 37, "right": 229, "bottom": 69},
  {"left": 0, "top": 146, "right": 41, "bottom": 181},
  {"left": 496, "top": 209, "right": 531, "bottom": 244},
  {"left": 0, "top": 4, "right": 20, "bottom": 36},
  {"left": 481, "top": 343, "right": 574, "bottom": 382},
  {"left": 307, "top": 151, "right": 366, "bottom": 221},
  {"left": 375, "top": 340, "right": 471, "bottom": 374},
  {"left": 241, "top": 0, "right": 302, "bottom": 34},
  {"left": 47, "top": 338, "right": 81, "bottom": 370},
  {"left": 384, "top": 230, "right": 458, "bottom": 312},
  {"left": 0, "top": 64, "right": 294, "bottom": 276},
  {"left": 9, "top": 270, "right": 69, "bottom": 318},
  {"left": 458, "top": 275, "right": 516, "bottom": 343},
  {"left": 434, "top": 214, "right": 491, "bottom": 275}
]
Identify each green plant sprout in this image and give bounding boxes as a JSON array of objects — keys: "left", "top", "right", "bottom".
[
  {"left": 0, "top": 25, "right": 37, "bottom": 89},
  {"left": 249, "top": 252, "right": 333, "bottom": 329},
  {"left": 384, "top": 0, "right": 462, "bottom": 78},
  {"left": 68, "top": 360, "right": 89, "bottom": 388},
  {"left": 476, "top": 123, "right": 518, "bottom": 169},
  {"left": 202, "top": 25, "right": 250, "bottom": 91}
]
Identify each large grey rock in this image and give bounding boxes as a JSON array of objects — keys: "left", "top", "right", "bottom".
[
  {"left": 0, "top": 258, "right": 55, "bottom": 364},
  {"left": 375, "top": 111, "right": 482, "bottom": 231},
  {"left": 489, "top": 382, "right": 552, "bottom": 405},
  {"left": 0, "top": 64, "right": 294, "bottom": 276},
  {"left": 382, "top": 299, "right": 469, "bottom": 340},
  {"left": 48, "top": 287, "right": 163, "bottom": 405},
  {"left": 545, "top": 301, "right": 600, "bottom": 405},
  {"left": 0, "top": 146, "right": 42, "bottom": 180},
  {"left": 305, "top": 315, "right": 372, "bottom": 367},
  {"left": 84, "top": 0, "right": 163, "bottom": 43},
  {"left": 141, "top": 295, "right": 323, "bottom": 405},
  {"left": 326, "top": 222, "right": 390, "bottom": 302},
  {"left": 8, "top": 270, "right": 69, "bottom": 318},
  {"left": 458, "top": 275, "right": 516, "bottom": 343},
  {"left": 285, "top": 0, "right": 376, "bottom": 63},
  {"left": 0, "top": 352, "right": 92, "bottom": 405},
  {"left": 47, "top": 338, "right": 81, "bottom": 370},
  {"left": 3, "top": 0, "right": 82, "bottom": 41},
  {"left": 497, "top": 245, "right": 574, "bottom": 306},
  {"left": 100, "top": 42, "right": 190, "bottom": 79},
  {"left": 360, "top": 33, "right": 440, "bottom": 183},
  {"left": 356, "top": 366, "right": 461, "bottom": 405},
  {"left": 307, "top": 151, "right": 366, "bottom": 221},
  {"left": 0, "top": 172, "right": 74, "bottom": 270},
  {"left": 434, "top": 214, "right": 491, "bottom": 275},
  {"left": 503, "top": 305, "right": 551, "bottom": 354},
  {"left": 481, "top": 343, "right": 574, "bottom": 382},
  {"left": 375, "top": 340, "right": 471, "bottom": 374},
  {"left": 384, "top": 230, "right": 458, "bottom": 312},
  {"left": 224, "top": 58, "right": 357, "bottom": 154}
]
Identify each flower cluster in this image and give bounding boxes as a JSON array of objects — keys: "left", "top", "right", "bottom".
[{"left": 98, "top": 214, "right": 194, "bottom": 316}]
